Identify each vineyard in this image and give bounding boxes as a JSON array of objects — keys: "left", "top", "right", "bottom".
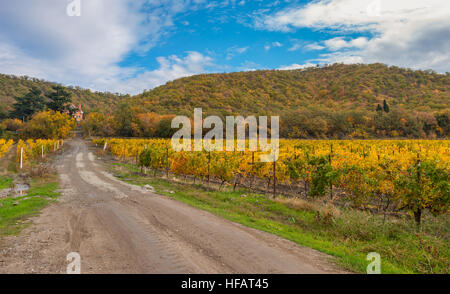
[
  {"left": 16, "top": 139, "right": 63, "bottom": 167},
  {"left": 0, "top": 139, "right": 14, "bottom": 158},
  {"left": 93, "top": 138, "right": 450, "bottom": 226}
]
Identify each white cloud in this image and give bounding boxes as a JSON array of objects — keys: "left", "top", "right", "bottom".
[
  {"left": 110, "top": 51, "right": 213, "bottom": 94},
  {"left": 238, "top": 60, "right": 262, "bottom": 71},
  {"left": 257, "top": 0, "right": 450, "bottom": 72},
  {"left": 236, "top": 47, "right": 249, "bottom": 54},
  {"left": 304, "top": 43, "right": 325, "bottom": 51},
  {"left": 264, "top": 41, "right": 283, "bottom": 50},
  {"left": 314, "top": 52, "right": 364, "bottom": 65},
  {"left": 288, "top": 42, "right": 303, "bottom": 52},
  {"left": 272, "top": 41, "right": 283, "bottom": 47},
  {"left": 0, "top": 0, "right": 213, "bottom": 94},
  {"left": 0, "top": 43, "right": 214, "bottom": 95},
  {"left": 0, "top": 0, "right": 140, "bottom": 79},
  {"left": 324, "top": 37, "right": 368, "bottom": 51},
  {"left": 278, "top": 63, "right": 316, "bottom": 70},
  {"left": 226, "top": 46, "right": 249, "bottom": 59},
  {"left": 324, "top": 38, "right": 349, "bottom": 51},
  {"left": 288, "top": 40, "right": 325, "bottom": 52}
]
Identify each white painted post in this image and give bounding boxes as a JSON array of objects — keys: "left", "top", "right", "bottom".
[
  {"left": 145, "top": 144, "right": 147, "bottom": 150},
  {"left": 57, "top": 141, "right": 60, "bottom": 150},
  {"left": 20, "top": 147, "right": 23, "bottom": 169},
  {"left": 103, "top": 142, "right": 108, "bottom": 151},
  {"left": 41, "top": 145, "right": 44, "bottom": 158}
]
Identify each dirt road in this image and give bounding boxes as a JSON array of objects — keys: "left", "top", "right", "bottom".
[{"left": 0, "top": 138, "right": 345, "bottom": 273}]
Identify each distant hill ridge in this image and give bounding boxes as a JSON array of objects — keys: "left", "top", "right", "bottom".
[
  {"left": 130, "top": 63, "right": 449, "bottom": 117},
  {"left": 1, "top": 63, "right": 449, "bottom": 138},
  {"left": 1, "top": 63, "right": 449, "bottom": 115},
  {"left": 0, "top": 73, "right": 127, "bottom": 111}
]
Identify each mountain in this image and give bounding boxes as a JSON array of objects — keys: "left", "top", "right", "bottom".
[
  {"left": 2, "top": 63, "right": 448, "bottom": 116},
  {"left": 129, "top": 63, "right": 449, "bottom": 117},
  {"left": 0, "top": 74, "right": 126, "bottom": 112},
  {"left": 1, "top": 63, "right": 449, "bottom": 138}
]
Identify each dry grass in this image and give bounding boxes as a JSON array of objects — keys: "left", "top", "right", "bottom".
[{"left": 28, "top": 164, "right": 56, "bottom": 178}]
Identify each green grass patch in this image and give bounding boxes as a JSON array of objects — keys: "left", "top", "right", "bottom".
[
  {"left": 0, "top": 176, "right": 13, "bottom": 189},
  {"left": 108, "top": 163, "right": 449, "bottom": 274},
  {"left": 0, "top": 180, "right": 59, "bottom": 237}
]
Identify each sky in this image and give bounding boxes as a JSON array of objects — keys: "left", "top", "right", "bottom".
[{"left": 0, "top": 0, "right": 448, "bottom": 95}]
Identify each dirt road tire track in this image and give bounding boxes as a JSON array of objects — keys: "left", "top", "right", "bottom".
[{"left": 0, "top": 138, "right": 347, "bottom": 274}]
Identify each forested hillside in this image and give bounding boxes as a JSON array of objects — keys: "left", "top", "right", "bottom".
[
  {"left": 132, "top": 63, "right": 449, "bottom": 115},
  {"left": 1, "top": 63, "right": 449, "bottom": 138},
  {"left": 0, "top": 74, "right": 126, "bottom": 112},
  {"left": 126, "top": 63, "right": 449, "bottom": 138}
]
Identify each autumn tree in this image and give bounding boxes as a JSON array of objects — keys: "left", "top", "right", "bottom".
[
  {"left": 1, "top": 118, "right": 23, "bottom": 131},
  {"left": 395, "top": 160, "right": 449, "bottom": 227},
  {"left": 154, "top": 116, "right": 177, "bottom": 138},
  {"left": 21, "top": 110, "right": 76, "bottom": 139},
  {"left": 376, "top": 104, "right": 383, "bottom": 113},
  {"left": 11, "top": 87, "right": 45, "bottom": 121},
  {"left": 0, "top": 104, "right": 8, "bottom": 120},
  {"left": 383, "top": 99, "right": 390, "bottom": 113},
  {"left": 435, "top": 112, "right": 449, "bottom": 137},
  {"left": 135, "top": 112, "right": 161, "bottom": 137},
  {"left": 81, "top": 112, "right": 116, "bottom": 137},
  {"left": 113, "top": 103, "right": 136, "bottom": 137},
  {"left": 47, "top": 85, "right": 72, "bottom": 113}
]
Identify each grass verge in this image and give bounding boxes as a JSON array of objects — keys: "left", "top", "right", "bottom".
[
  {"left": 0, "top": 176, "right": 13, "bottom": 189},
  {"left": 0, "top": 177, "right": 59, "bottom": 237},
  {"left": 108, "top": 162, "right": 449, "bottom": 274}
]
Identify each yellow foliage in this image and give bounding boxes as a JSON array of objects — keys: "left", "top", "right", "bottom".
[
  {"left": 21, "top": 110, "right": 76, "bottom": 139},
  {"left": 95, "top": 138, "right": 449, "bottom": 212},
  {"left": 16, "top": 138, "right": 63, "bottom": 165},
  {"left": 0, "top": 139, "right": 14, "bottom": 158}
]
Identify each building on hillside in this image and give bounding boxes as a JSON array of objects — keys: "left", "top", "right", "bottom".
[
  {"left": 68, "top": 104, "right": 84, "bottom": 122},
  {"left": 74, "top": 104, "right": 83, "bottom": 122}
]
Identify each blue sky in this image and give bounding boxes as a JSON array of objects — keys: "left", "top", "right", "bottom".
[
  {"left": 0, "top": 0, "right": 448, "bottom": 94},
  {"left": 120, "top": 0, "right": 324, "bottom": 73}
]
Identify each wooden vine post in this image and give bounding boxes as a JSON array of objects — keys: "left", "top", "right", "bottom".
[
  {"left": 166, "top": 147, "right": 169, "bottom": 179},
  {"left": 207, "top": 150, "right": 211, "bottom": 185},
  {"left": 250, "top": 151, "right": 255, "bottom": 189},
  {"left": 415, "top": 156, "right": 422, "bottom": 228},
  {"left": 329, "top": 143, "right": 333, "bottom": 200},
  {"left": 20, "top": 147, "right": 23, "bottom": 169},
  {"left": 273, "top": 152, "right": 276, "bottom": 198}
]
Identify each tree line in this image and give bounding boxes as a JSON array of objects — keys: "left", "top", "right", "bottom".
[{"left": 0, "top": 86, "right": 76, "bottom": 139}]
